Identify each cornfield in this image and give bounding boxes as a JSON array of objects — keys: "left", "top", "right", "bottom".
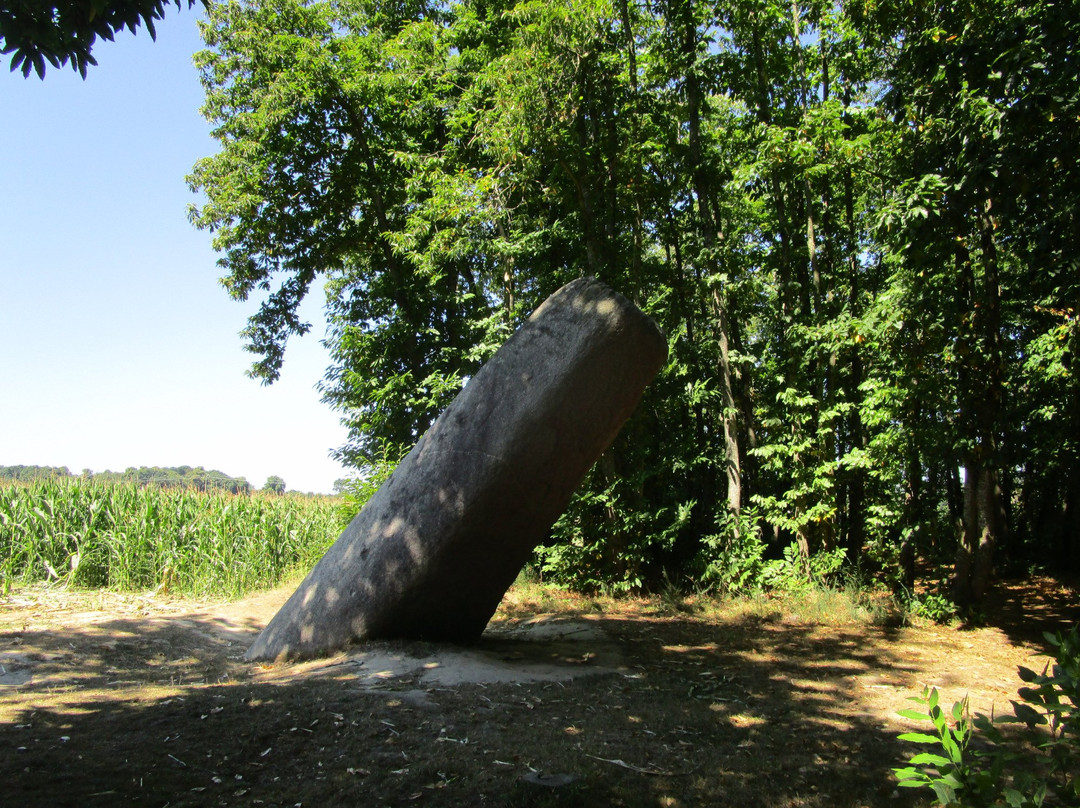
[{"left": 0, "top": 477, "right": 340, "bottom": 597}]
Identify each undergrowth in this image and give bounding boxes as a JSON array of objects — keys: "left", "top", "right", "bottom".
[{"left": 498, "top": 566, "right": 897, "bottom": 629}]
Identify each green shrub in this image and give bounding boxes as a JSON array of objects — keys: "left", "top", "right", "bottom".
[
  {"left": 894, "top": 625, "right": 1080, "bottom": 807},
  {"left": 695, "top": 507, "right": 847, "bottom": 596},
  {"left": 908, "top": 591, "right": 962, "bottom": 624},
  {"left": 696, "top": 508, "right": 771, "bottom": 594}
]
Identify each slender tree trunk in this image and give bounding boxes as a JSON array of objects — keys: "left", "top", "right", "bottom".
[
  {"left": 1065, "top": 470, "right": 1080, "bottom": 572},
  {"left": 972, "top": 467, "right": 1004, "bottom": 597},
  {"left": 945, "top": 463, "right": 964, "bottom": 544},
  {"left": 953, "top": 196, "right": 1007, "bottom": 606},
  {"left": 668, "top": 221, "right": 719, "bottom": 544},
  {"left": 954, "top": 461, "right": 978, "bottom": 602},
  {"left": 617, "top": 0, "right": 644, "bottom": 299},
  {"left": 900, "top": 434, "right": 922, "bottom": 591},
  {"left": 842, "top": 132, "right": 868, "bottom": 561},
  {"left": 955, "top": 463, "right": 1003, "bottom": 606},
  {"left": 748, "top": 7, "right": 796, "bottom": 321},
  {"left": 714, "top": 288, "right": 743, "bottom": 524},
  {"left": 599, "top": 450, "right": 628, "bottom": 581},
  {"left": 1062, "top": 376, "right": 1080, "bottom": 570},
  {"left": 683, "top": 5, "right": 744, "bottom": 529},
  {"left": 495, "top": 215, "right": 515, "bottom": 322}
]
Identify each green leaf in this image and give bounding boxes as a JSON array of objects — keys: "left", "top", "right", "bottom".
[
  {"left": 930, "top": 781, "right": 957, "bottom": 805},
  {"left": 951, "top": 700, "right": 965, "bottom": 722},
  {"left": 896, "top": 779, "right": 931, "bottom": 788},
  {"left": 931, "top": 708, "right": 949, "bottom": 735},
  {"left": 1003, "top": 788, "right": 1025, "bottom": 807},
  {"left": 898, "top": 708, "right": 930, "bottom": 721},
  {"left": 898, "top": 732, "right": 942, "bottom": 744},
  {"left": 908, "top": 752, "right": 954, "bottom": 767},
  {"left": 939, "top": 772, "right": 964, "bottom": 789},
  {"left": 939, "top": 731, "right": 962, "bottom": 763}
]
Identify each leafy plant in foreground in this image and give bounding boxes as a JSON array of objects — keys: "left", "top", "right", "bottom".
[
  {"left": 1000, "top": 627, "right": 1080, "bottom": 803},
  {"left": 895, "top": 626, "right": 1080, "bottom": 807},
  {"left": 893, "top": 686, "right": 1004, "bottom": 806}
]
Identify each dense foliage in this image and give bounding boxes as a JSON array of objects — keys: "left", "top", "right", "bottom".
[
  {"left": 0, "top": 476, "right": 337, "bottom": 596},
  {"left": 189, "top": 0, "right": 1080, "bottom": 602}
]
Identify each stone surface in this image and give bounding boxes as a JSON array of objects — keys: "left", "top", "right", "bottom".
[
  {"left": 245, "top": 277, "right": 667, "bottom": 661},
  {"left": 345, "top": 617, "right": 622, "bottom": 687}
]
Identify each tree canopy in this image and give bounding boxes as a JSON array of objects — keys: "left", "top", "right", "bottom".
[
  {"left": 1, "top": 0, "right": 207, "bottom": 77},
  {"left": 190, "top": 0, "right": 1080, "bottom": 604},
  {"left": 262, "top": 475, "right": 286, "bottom": 494}
]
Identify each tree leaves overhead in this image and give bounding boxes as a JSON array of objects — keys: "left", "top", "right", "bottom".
[{"left": 1, "top": 0, "right": 208, "bottom": 78}]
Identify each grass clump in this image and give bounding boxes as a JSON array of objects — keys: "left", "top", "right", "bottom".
[
  {"left": 689, "top": 582, "right": 895, "bottom": 627},
  {"left": 498, "top": 567, "right": 897, "bottom": 631}
]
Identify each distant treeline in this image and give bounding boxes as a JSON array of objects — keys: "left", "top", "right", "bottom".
[{"left": 0, "top": 465, "right": 254, "bottom": 494}]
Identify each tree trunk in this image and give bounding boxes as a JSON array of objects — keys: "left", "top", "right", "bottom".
[
  {"left": 713, "top": 287, "right": 743, "bottom": 525},
  {"left": 673, "top": 0, "right": 745, "bottom": 531},
  {"left": 952, "top": 196, "right": 1006, "bottom": 607},
  {"left": 900, "top": 435, "right": 922, "bottom": 592},
  {"left": 954, "top": 463, "right": 1003, "bottom": 606}
]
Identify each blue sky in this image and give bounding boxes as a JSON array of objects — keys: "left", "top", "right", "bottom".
[{"left": 0, "top": 7, "right": 350, "bottom": 493}]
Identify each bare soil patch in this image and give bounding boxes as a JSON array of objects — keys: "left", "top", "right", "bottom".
[{"left": 2, "top": 577, "right": 1077, "bottom": 807}]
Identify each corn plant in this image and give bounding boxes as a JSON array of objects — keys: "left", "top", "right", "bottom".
[{"left": 0, "top": 478, "right": 339, "bottom": 597}]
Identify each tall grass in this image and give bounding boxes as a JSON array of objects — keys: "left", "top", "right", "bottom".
[{"left": 0, "top": 477, "right": 339, "bottom": 597}]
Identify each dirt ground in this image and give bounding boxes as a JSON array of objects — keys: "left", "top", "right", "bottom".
[{"left": 2, "top": 576, "right": 1078, "bottom": 808}]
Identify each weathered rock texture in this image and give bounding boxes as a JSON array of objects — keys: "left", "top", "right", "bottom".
[{"left": 246, "top": 278, "right": 667, "bottom": 661}]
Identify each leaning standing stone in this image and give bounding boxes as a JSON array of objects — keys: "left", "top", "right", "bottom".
[{"left": 246, "top": 277, "right": 667, "bottom": 661}]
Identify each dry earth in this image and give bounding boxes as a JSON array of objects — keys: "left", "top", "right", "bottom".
[{"left": 1, "top": 577, "right": 1078, "bottom": 807}]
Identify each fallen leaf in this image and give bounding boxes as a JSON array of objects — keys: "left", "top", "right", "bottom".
[{"left": 586, "top": 754, "right": 672, "bottom": 776}]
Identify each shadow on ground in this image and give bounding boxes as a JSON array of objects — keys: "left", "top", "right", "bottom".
[
  {"left": 0, "top": 588, "right": 947, "bottom": 808},
  {"left": 980, "top": 573, "right": 1080, "bottom": 650},
  {"left": 11, "top": 572, "right": 1079, "bottom": 807}
]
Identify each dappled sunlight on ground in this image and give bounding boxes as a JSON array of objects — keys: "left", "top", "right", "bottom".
[{"left": 1, "top": 576, "right": 1077, "bottom": 806}]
